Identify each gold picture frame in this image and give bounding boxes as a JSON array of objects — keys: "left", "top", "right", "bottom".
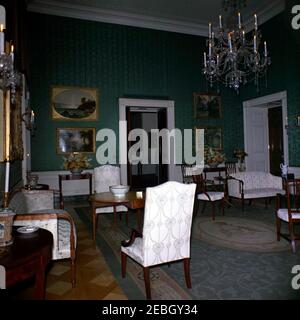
[
  {"left": 51, "top": 86, "right": 98, "bottom": 121},
  {"left": 193, "top": 93, "right": 222, "bottom": 119},
  {"left": 56, "top": 127, "right": 96, "bottom": 154},
  {"left": 195, "top": 126, "right": 223, "bottom": 150}
]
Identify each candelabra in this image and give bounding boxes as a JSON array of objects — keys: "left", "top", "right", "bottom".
[{"left": 203, "top": 3, "right": 271, "bottom": 93}]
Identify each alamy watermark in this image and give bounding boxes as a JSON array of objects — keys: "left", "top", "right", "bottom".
[
  {"left": 291, "top": 265, "right": 300, "bottom": 290},
  {"left": 291, "top": 5, "right": 300, "bottom": 30},
  {"left": 94, "top": 122, "right": 205, "bottom": 173}
]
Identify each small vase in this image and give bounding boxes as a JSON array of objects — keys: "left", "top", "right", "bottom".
[{"left": 70, "top": 168, "right": 83, "bottom": 176}]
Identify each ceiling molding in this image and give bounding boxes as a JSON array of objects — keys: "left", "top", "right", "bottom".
[{"left": 27, "top": 0, "right": 285, "bottom": 37}]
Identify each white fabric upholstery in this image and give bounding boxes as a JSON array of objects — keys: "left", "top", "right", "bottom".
[
  {"left": 197, "top": 191, "right": 224, "bottom": 201},
  {"left": 121, "top": 181, "right": 196, "bottom": 267},
  {"left": 94, "top": 165, "right": 127, "bottom": 213},
  {"left": 11, "top": 190, "right": 76, "bottom": 261},
  {"left": 277, "top": 209, "right": 300, "bottom": 222},
  {"left": 227, "top": 172, "right": 284, "bottom": 199}
]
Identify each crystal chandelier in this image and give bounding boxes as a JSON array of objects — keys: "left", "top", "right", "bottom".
[
  {"left": 0, "top": 9, "right": 20, "bottom": 103},
  {"left": 202, "top": 1, "right": 271, "bottom": 92}
]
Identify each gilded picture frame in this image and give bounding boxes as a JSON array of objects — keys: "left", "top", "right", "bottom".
[
  {"left": 51, "top": 86, "right": 98, "bottom": 121},
  {"left": 193, "top": 93, "right": 222, "bottom": 119},
  {"left": 56, "top": 127, "right": 96, "bottom": 154},
  {"left": 196, "top": 126, "right": 223, "bottom": 150}
]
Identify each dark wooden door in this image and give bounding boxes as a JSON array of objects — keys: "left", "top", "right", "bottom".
[
  {"left": 158, "top": 108, "right": 168, "bottom": 184},
  {"left": 268, "top": 107, "right": 283, "bottom": 176}
]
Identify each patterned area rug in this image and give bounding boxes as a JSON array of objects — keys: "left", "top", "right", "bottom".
[
  {"left": 75, "top": 206, "right": 300, "bottom": 300},
  {"left": 74, "top": 207, "right": 191, "bottom": 300},
  {"left": 193, "top": 217, "right": 290, "bottom": 252}
]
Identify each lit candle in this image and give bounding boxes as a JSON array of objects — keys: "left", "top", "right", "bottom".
[
  {"left": 203, "top": 52, "right": 207, "bottom": 67},
  {"left": 219, "top": 15, "right": 222, "bottom": 29},
  {"left": 4, "top": 161, "right": 10, "bottom": 193},
  {"left": 264, "top": 41, "right": 267, "bottom": 57},
  {"left": 228, "top": 33, "right": 232, "bottom": 52},
  {"left": 31, "top": 110, "right": 35, "bottom": 126},
  {"left": 10, "top": 44, "right": 14, "bottom": 64},
  {"left": 254, "top": 14, "right": 258, "bottom": 30},
  {"left": 209, "top": 22, "right": 212, "bottom": 38},
  {"left": 254, "top": 35, "right": 257, "bottom": 52},
  {"left": 0, "top": 24, "right": 4, "bottom": 54},
  {"left": 216, "top": 54, "right": 219, "bottom": 66},
  {"left": 209, "top": 42, "right": 212, "bottom": 57},
  {"left": 238, "top": 12, "right": 241, "bottom": 28}
]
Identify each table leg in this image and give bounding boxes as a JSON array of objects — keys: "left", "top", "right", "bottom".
[
  {"left": 136, "top": 209, "right": 142, "bottom": 232},
  {"left": 113, "top": 206, "right": 117, "bottom": 227},
  {"left": 34, "top": 264, "right": 46, "bottom": 300},
  {"left": 92, "top": 204, "right": 97, "bottom": 241}
]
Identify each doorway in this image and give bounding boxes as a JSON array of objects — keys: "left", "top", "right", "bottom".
[
  {"left": 127, "top": 107, "right": 168, "bottom": 190},
  {"left": 243, "top": 91, "right": 288, "bottom": 173},
  {"left": 119, "top": 98, "right": 178, "bottom": 185}
]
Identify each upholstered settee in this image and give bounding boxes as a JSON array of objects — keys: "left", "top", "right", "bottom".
[
  {"left": 8, "top": 189, "right": 77, "bottom": 286},
  {"left": 227, "top": 171, "right": 285, "bottom": 211}
]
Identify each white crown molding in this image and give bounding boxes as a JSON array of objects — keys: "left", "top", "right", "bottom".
[{"left": 28, "top": 0, "right": 285, "bottom": 37}]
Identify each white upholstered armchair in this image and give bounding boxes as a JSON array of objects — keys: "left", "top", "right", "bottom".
[
  {"left": 93, "top": 165, "right": 128, "bottom": 238},
  {"left": 121, "top": 181, "right": 196, "bottom": 299},
  {"left": 9, "top": 189, "right": 77, "bottom": 287}
]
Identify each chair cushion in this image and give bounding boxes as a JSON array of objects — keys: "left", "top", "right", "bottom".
[
  {"left": 243, "top": 188, "right": 285, "bottom": 199},
  {"left": 277, "top": 209, "right": 300, "bottom": 222},
  {"left": 121, "top": 237, "right": 144, "bottom": 266},
  {"left": 197, "top": 192, "right": 224, "bottom": 201}
]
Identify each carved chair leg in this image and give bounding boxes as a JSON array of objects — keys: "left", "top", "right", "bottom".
[
  {"left": 276, "top": 216, "right": 281, "bottom": 241},
  {"left": 71, "top": 258, "right": 76, "bottom": 287},
  {"left": 121, "top": 252, "right": 127, "bottom": 278},
  {"left": 201, "top": 201, "right": 207, "bottom": 214},
  {"left": 288, "top": 222, "right": 296, "bottom": 253},
  {"left": 183, "top": 258, "right": 192, "bottom": 289},
  {"left": 221, "top": 198, "right": 225, "bottom": 216},
  {"left": 211, "top": 201, "right": 216, "bottom": 220},
  {"left": 143, "top": 267, "right": 151, "bottom": 300}
]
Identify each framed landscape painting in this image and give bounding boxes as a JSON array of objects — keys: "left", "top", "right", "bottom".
[
  {"left": 51, "top": 86, "right": 98, "bottom": 121},
  {"left": 196, "top": 126, "right": 223, "bottom": 150},
  {"left": 193, "top": 93, "right": 221, "bottom": 119},
  {"left": 56, "top": 127, "right": 96, "bottom": 154}
]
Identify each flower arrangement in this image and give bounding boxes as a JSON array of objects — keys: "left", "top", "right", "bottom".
[
  {"left": 233, "top": 149, "right": 248, "bottom": 159},
  {"left": 204, "top": 148, "right": 226, "bottom": 167},
  {"left": 62, "top": 152, "right": 92, "bottom": 172}
]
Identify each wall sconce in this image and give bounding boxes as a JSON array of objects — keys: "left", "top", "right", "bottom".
[
  {"left": 285, "top": 116, "right": 300, "bottom": 130},
  {"left": 22, "top": 107, "right": 36, "bottom": 132}
]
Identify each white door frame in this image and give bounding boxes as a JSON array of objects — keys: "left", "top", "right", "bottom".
[
  {"left": 243, "top": 91, "right": 289, "bottom": 170},
  {"left": 119, "top": 98, "right": 175, "bottom": 185}
]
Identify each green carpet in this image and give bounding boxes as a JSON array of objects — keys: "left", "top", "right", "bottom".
[{"left": 74, "top": 202, "right": 300, "bottom": 300}]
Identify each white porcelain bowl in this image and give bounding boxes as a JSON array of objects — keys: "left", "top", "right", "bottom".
[{"left": 109, "top": 185, "right": 130, "bottom": 197}]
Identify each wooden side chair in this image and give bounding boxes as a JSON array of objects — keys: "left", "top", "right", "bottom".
[
  {"left": 192, "top": 173, "right": 225, "bottom": 220},
  {"left": 225, "top": 161, "right": 237, "bottom": 176},
  {"left": 276, "top": 178, "right": 300, "bottom": 253},
  {"left": 121, "top": 181, "right": 196, "bottom": 299}
]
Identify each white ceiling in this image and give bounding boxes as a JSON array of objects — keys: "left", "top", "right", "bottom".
[{"left": 27, "top": 0, "right": 285, "bottom": 36}]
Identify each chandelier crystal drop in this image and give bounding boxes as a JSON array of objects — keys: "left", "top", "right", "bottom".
[{"left": 202, "top": 5, "right": 271, "bottom": 93}]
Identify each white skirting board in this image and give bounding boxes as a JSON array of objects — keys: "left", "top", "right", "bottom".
[{"left": 32, "top": 170, "right": 94, "bottom": 196}]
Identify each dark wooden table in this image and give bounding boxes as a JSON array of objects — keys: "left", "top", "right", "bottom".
[
  {"left": 59, "top": 173, "right": 93, "bottom": 209},
  {"left": 89, "top": 191, "right": 145, "bottom": 240},
  {"left": 0, "top": 227, "right": 53, "bottom": 299}
]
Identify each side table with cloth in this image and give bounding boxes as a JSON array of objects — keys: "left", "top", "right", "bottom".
[{"left": 8, "top": 189, "right": 77, "bottom": 287}]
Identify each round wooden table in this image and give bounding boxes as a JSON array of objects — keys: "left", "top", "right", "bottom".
[
  {"left": 0, "top": 227, "right": 53, "bottom": 299},
  {"left": 89, "top": 191, "right": 145, "bottom": 241}
]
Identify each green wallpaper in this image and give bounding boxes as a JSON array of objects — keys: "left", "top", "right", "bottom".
[{"left": 28, "top": 6, "right": 300, "bottom": 171}]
